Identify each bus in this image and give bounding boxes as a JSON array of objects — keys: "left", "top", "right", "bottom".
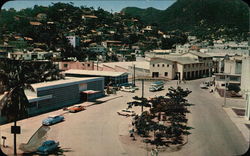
[{"left": 149, "top": 81, "right": 165, "bottom": 92}]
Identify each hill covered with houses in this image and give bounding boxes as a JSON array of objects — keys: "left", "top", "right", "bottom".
[{"left": 0, "top": 2, "right": 188, "bottom": 61}]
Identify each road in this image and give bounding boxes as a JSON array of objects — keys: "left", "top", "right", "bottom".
[{"left": 0, "top": 78, "right": 248, "bottom": 156}]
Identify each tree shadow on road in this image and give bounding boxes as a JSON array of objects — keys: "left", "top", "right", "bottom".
[{"left": 87, "top": 96, "right": 123, "bottom": 107}]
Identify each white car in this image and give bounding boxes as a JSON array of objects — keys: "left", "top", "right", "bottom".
[
  {"left": 120, "top": 86, "right": 136, "bottom": 93},
  {"left": 117, "top": 109, "right": 136, "bottom": 117}
]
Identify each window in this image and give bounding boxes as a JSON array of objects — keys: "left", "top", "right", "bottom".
[
  {"left": 219, "top": 76, "right": 225, "bottom": 80},
  {"left": 157, "top": 64, "right": 160, "bottom": 67},
  {"left": 162, "top": 64, "right": 165, "bottom": 67},
  {"left": 165, "top": 72, "right": 168, "bottom": 76},
  {"left": 173, "top": 64, "right": 175, "bottom": 68},
  {"left": 88, "top": 64, "right": 90, "bottom": 67},
  {"left": 64, "top": 64, "right": 68, "bottom": 68},
  {"left": 167, "top": 64, "right": 169, "bottom": 67},
  {"left": 230, "top": 76, "right": 239, "bottom": 81},
  {"left": 192, "top": 64, "right": 195, "bottom": 67},
  {"left": 153, "top": 64, "right": 155, "bottom": 67}
]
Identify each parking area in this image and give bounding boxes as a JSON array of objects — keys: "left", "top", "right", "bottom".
[{"left": 0, "top": 79, "right": 248, "bottom": 156}]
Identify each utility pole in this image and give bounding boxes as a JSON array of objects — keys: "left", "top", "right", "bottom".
[
  {"left": 223, "top": 75, "right": 228, "bottom": 107},
  {"left": 97, "top": 59, "right": 99, "bottom": 71},
  {"left": 14, "top": 120, "right": 17, "bottom": 155},
  {"left": 133, "top": 64, "right": 135, "bottom": 87},
  {"left": 141, "top": 79, "right": 144, "bottom": 112}
]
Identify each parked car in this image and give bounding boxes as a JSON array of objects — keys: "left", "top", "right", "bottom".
[
  {"left": 67, "top": 105, "right": 86, "bottom": 113},
  {"left": 149, "top": 81, "right": 164, "bottom": 92},
  {"left": 37, "top": 140, "right": 59, "bottom": 155},
  {"left": 120, "top": 86, "right": 136, "bottom": 93},
  {"left": 117, "top": 109, "right": 136, "bottom": 117},
  {"left": 42, "top": 115, "right": 64, "bottom": 126}
]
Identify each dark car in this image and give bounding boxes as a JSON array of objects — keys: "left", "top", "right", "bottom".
[{"left": 37, "top": 140, "right": 59, "bottom": 155}]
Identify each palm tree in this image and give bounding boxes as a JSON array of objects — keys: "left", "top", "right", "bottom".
[{"left": 0, "top": 59, "right": 62, "bottom": 155}]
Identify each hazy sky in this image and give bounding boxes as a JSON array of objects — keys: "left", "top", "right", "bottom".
[{"left": 2, "top": 0, "right": 176, "bottom": 12}]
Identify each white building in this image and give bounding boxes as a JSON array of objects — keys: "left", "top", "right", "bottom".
[
  {"left": 176, "top": 43, "right": 191, "bottom": 53},
  {"left": 224, "top": 57, "right": 242, "bottom": 75},
  {"left": 8, "top": 51, "right": 56, "bottom": 60},
  {"left": 241, "top": 57, "right": 250, "bottom": 94},
  {"left": 149, "top": 52, "right": 213, "bottom": 80},
  {"left": 66, "top": 36, "right": 80, "bottom": 48},
  {"left": 145, "top": 49, "right": 172, "bottom": 59},
  {"left": 214, "top": 56, "right": 243, "bottom": 89}
]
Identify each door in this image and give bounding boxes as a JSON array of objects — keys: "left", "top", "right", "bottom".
[{"left": 152, "top": 72, "right": 159, "bottom": 78}]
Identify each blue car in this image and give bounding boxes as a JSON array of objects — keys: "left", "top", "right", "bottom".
[
  {"left": 37, "top": 140, "right": 59, "bottom": 155},
  {"left": 42, "top": 115, "right": 64, "bottom": 126}
]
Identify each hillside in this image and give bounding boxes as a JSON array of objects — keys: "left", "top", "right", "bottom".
[
  {"left": 122, "top": 0, "right": 249, "bottom": 39},
  {"left": 121, "top": 7, "right": 162, "bottom": 25}
]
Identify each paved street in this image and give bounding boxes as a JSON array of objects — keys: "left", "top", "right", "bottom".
[{"left": 0, "top": 78, "right": 248, "bottom": 156}]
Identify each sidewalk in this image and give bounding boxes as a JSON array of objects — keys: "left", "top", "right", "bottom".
[
  {"left": 212, "top": 89, "right": 250, "bottom": 143},
  {"left": 223, "top": 107, "right": 250, "bottom": 143}
]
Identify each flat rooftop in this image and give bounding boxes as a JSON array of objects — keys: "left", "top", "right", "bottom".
[
  {"left": 31, "top": 77, "right": 103, "bottom": 91},
  {"left": 64, "top": 69, "right": 128, "bottom": 77},
  {"left": 151, "top": 56, "right": 200, "bottom": 65},
  {"left": 100, "top": 61, "right": 150, "bottom": 70}
]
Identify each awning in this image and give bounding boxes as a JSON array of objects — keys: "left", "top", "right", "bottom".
[{"left": 81, "top": 90, "right": 100, "bottom": 94}]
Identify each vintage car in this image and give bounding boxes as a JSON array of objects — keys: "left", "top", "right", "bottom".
[
  {"left": 120, "top": 86, "right": 136, "bottom": 93},
  {"left": 42, "top": 115, "right": 64, "bottom": 126},
  {"left": 67, "top": 105, "right": 86, "bottom": 113},
  {"left": 149, "top": 81, "right": 164, "bottom": 92},
  {"left": 37, "top": 140, "right": 59, "bottom": 155}
]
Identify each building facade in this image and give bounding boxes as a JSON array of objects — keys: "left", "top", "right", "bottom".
[
  {"left": 149, "top": 52, "right": 213, "bottom": 80},
  {"left": 64, "top": 69, "right": 128, "bottom": 86},
  {"left": 26, "top": 77, "right": 104, "bottom": 116},
  {"left": 241, "top": 57, "right": 250, "bottom": 94},
  {"left": 59, "top": 61, "right": 94, "bottom": 71}
]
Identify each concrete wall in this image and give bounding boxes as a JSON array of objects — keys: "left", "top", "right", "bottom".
[
  {"left": 27, "top": 78, "right": 104, "bottom": 116},
  {"left": 224, "top": 60, "right": 242, "bottom": 74},
  {"left": 241, "top": 57, "right": 250, "bottom": 93},
  {"left": 87, "top": 80, "right": 104, "bottom": 91},
  {"left": 150, "top": 58, "right": 175, "bottom": 79},
  {"left": 28, "top": 84, "right": 80, "bottom": 115},
  {"left": 59, "top": 62, "right": 94, "bottom": 71}
]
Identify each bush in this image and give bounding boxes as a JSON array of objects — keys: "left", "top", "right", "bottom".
[{"left": 227, "top": 84, "right": 240, "bottom": 93}]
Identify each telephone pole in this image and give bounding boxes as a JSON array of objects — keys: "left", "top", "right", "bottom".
[
  {"left": 223, "top": 75, "right": 229, "bottom": 107},
  {"left": 133, "top": 64, "right": 135, "bottom": 87},
  {"left": 141, "top": 79, "right": 144, "bottom": 112}
]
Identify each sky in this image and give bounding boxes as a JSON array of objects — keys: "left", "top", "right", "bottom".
[{"left": 2, "top": 0, "right": 176, "bottom": 13}]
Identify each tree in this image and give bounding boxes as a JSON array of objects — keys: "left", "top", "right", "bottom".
[
  {"left": 165, "top": 87, "right": 192, "bottom": 144},
  {"left": 227, "top": 84, "right": 240, "bottom": 93},
  {"left": 0, "top": 59, "right": 62, "bottom": 155},
  {"left": 131, "top": 87, "right": 193, "bottom": 148}
]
